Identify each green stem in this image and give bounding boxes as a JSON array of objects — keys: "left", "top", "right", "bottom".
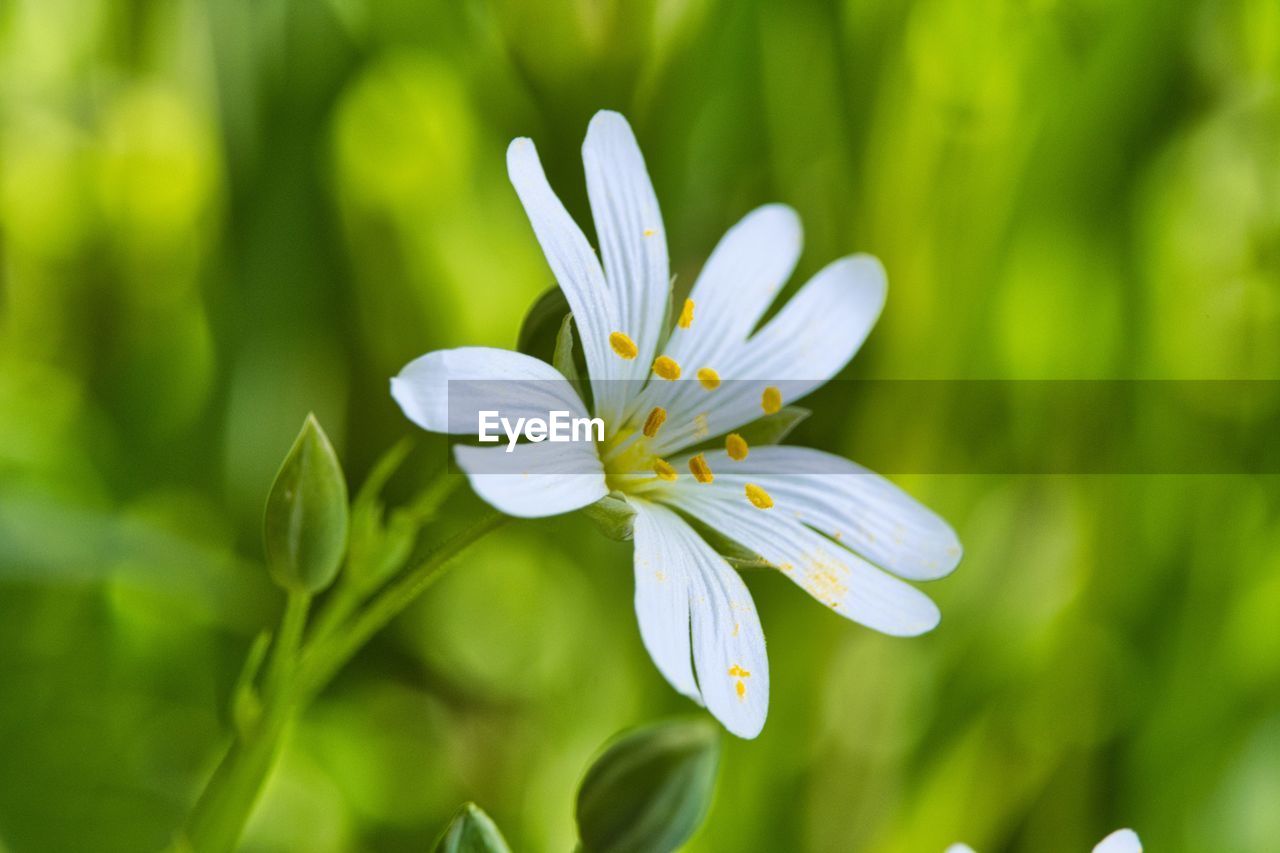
[
  {"left": 298, "top": 511, "right": 509, "bottom": 698},
  {"left": 175, "top": 513, "right": 507, "bottom": 852}
]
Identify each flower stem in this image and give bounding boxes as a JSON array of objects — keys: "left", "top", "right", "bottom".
[
  {"left": 174, "top": 513, "right": 508, "bottom": 852},
  {"left": 297, "top": 511, "right": 509, "bottom": 699}
]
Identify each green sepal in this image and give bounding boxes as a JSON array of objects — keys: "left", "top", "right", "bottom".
[
  {"left": 432, "top": 802, "right": 512, "bottom": 853},
  {"left": 553, "top": 313, "right": 587, "bottom": 402},
  {"left": 575, "top": 719, "right": 721, "bottom": 853},
  {"left": 582, "top": 492, "right": 636, "bottom": 541},
  {"left": 263, "top": 414, "right": 350, "bottom": 594},
  {"left": 516, "top": 285, "right": 570, "bottom": 358}
]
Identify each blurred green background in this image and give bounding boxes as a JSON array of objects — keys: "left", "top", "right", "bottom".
[{"left": 2, "top": 0, "right": 1279, "bottom": 850}]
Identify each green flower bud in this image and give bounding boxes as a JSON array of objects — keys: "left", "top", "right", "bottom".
[
  {"left": 576, "top": 719, "right": 720, "bottom": 853},
  {"left": 263, "top": 414, "right": 349, "bottom": 593},
  {"left": 432, "top": 803, "right": 512, "bottom": 853}
]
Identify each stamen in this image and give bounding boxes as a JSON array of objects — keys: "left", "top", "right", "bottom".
[
  {"left": 696, "top": 367, "right": 720, "bottom": 390},
  {"left": 678, "top": 298, "right": 695, "bottom": 329},
  {"left": 609, "top": 331, "right": 638, "bottom": 360},
  {"left": 642, "top": 406, "right": 667, "bottom": 438},
  {"left": 652, "top": 355, "right": 681, "bottom": 380},
  {"left": 761, "top": 385, "right": 782, "bottom": 414},
  {"left": 692, "top": 413, "right": 709, "bottom": 439},
  {"left": 652, "top": 458, "right": 678, "bottom": 481},
  {"left": 688, "top": 453, "right": 714, "bottom": 483},
  {"left": 726, "top": 433, "right": 749, "bottom": 461},
  {"left": 745, "top": 483, "right": 773, "bottom": 509}
]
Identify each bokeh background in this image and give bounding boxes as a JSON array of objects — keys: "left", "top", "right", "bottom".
[{"left": 2, "top": 0, "right": 1279, "bottom": 850}]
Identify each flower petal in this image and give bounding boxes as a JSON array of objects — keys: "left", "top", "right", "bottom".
[
  {"left": 507, "top": 137, "right": 626, "bottom": 420},
  {"left": 631, "top": 500, "right": 769, "bottom": 738},
  {"left": 583, "top": 111, "right": 669, "bottom": 378},
  {"left": 454, "top": 441, "right": 607, "bottom": 518},
  {"left": 664, "top": 204, "right": 802, "bottom": 370},
  {"left": 661, "top": 485, "right": 941, "bottom": 637},
  {"left": 689, "top": 446, "right": 961, "bottom": 581},
  {"left": 391, "top": 347, "right": 590, "bottom": 434},
  {"left": 1093, "top": 830, "right": 1142, "bottom": 853},
  {"left": 647, "top": 254, "right": 886, "bottom": 457}
]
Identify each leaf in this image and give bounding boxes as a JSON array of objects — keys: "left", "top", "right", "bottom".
[
  {"left": 576, "top": 719, "right": 721, "bottom": 853},
  {"left": 730, "top": 405, "right": 810, "bottom": 447},
  {"left": 582, "top": 492, "right": 636, "bottom": 541},
  {"left": 432, "top": 802, "right": 512, "bottom": 853},
  {"left": 516, "top": 285, "right": 570, "bottom": 358},
  {"left": 263, "top": 414, "right": 350, "bottom": 593}
]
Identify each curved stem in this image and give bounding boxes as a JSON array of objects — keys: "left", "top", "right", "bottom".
[
  {"left": 174, "top": 513, "right": 508, "bottom": 853},
  {"left": 298, "top": 511, "right": 510, "bottom": 698}
]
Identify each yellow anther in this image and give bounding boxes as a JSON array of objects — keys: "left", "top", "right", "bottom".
[
  {"left": 688, "top": 453, "right": 714, "bottom": 483},
  {"left": 678, "top": 298, "right": 695, "bottom": 329},
  {"left": 692, "top": 413, "right": 709, "bottom": 439},
  {"left": 745, "top": 483, "right": 774, "bottom": 509},
  {"left": 652, "top": 355, "right": 681, "bottom": 380},
  {"left": 643, "top": 228, "right": 655, "bottom": 237},
  {"left": 642, "top": 406, "right": 667, "bottom": 438},
  {"left": 726, "top": 433, "right": 749, "bottom": 461},
  {"left": 609, "top": 331, "right": 638, "bottom": 360},
  {"left": 652, "top": 458, "right": 678, "bottom": 481},
  {"left": 696, "top": 367, "right": 720, "bottom": 390},
  {"left": 761, "top": 385, "right": 782, "bottom": 414}
]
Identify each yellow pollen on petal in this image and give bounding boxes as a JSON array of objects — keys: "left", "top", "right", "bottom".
[
  {"left": 761, "top": 385, "right": 782, "bottom": 414},
  {"left": 728, "top": 664, "right": 751, "bottom": 677},
  {"left": 726, "top": 433, "right": 749, "bottom": 461},
  {"left": 642, "top": 406, "right": 667, "bottom": 438},
  {"left": 609, "top": 331, "right": 638, "bottom": 360},
  {"left": 678, "top": 298, "right": 695, "bottom": 329},
  {"left": 652, "top": 458, "right": 678, "bottom": 481},
  {"left": 745, "top": 483, "right": 774, "bottom": 509},
  {"left": 696, "top": 367, "right": 720, "bottom": 390},
  {"left": 652, "top": 355, "right": 681, "bottom": 380},
  {"left": 643, "top": 228, "right": 655, "bottom": 237},
  {"left": 688, "top": 453, "right": 714, "bottom": 483},
  {"left": 735, "top": 681, "right": 746, "bottom": 699}
]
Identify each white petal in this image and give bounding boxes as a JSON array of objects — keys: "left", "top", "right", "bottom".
[
  {"left": 631, "top": 501, "right": 769, "bottom": 738},
  {"left": 507, "top": 137, "right": 626, "bottom": 420},
  {"left": 1093, "top": 829, "right": 1142, "bottom": 853},
  {"left": 691, "top": 446, "right": 961, "bottom": 581},
  {"left": 664, "top": 204, "right": 802, "bottom": 369},
  {"left": 392, "top": 347, "right": 590, "bottom": 434},
  {"left": 453, "top": 441, "right": 607, "bottom": 518},
  {"left": 630, "top": 503, "right": 701, "bottom": 703},
  {"left": 944, "top": 845, "right": 977, "bottom": 853},
  {"left": 583, "top": 111, "right": 669, "bottom": 377},
  {"left": 646, "top": 254, "right": 886, "bottom": 457},
  {"left": 662, "top": 485, "right": 941, "bottom": 637}
]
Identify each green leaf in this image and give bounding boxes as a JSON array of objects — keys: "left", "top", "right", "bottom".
[
  {"left": 553, "top": 313, "right": 589, "bottom": 402},
  {"left": 263, "top": 414, "right": 350, "bottom": 593},
  {"left": 432, "top": 803, "right": 512, "bottom": 853},
  {"left": 582, "top": 492, "right": 636, "bottom": 541},
  {"left": 516, "top": 285, "right": 570, "bottom": 358},
  {"left": 730, "top": 405, "right": 810, "bottom": 447},
  {"left": 576, "top": 719, "right": 721, "bottom": 853}
]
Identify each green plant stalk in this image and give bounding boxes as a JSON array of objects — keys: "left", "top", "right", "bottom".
[{"left": 174, "top": 513, "right": 508, "bottom": 852}]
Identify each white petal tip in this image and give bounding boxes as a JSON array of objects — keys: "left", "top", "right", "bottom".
[{"left": 1094, "top": 829, "right": 1142, "bottom": 853}]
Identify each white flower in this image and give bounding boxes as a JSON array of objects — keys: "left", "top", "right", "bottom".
[
  {"left": 391, "top": 110, "right": 961, "bottom": 738},
  {"left": 947, "top": 828, "right": 1141, "bottom": 853}
]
